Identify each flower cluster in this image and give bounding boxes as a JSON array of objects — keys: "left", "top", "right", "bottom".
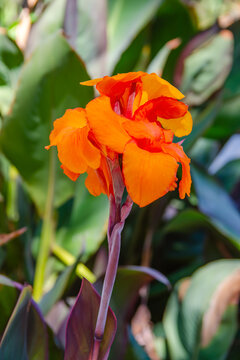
[{"left": 46, "top": 72, "right": 192, "bottom": 207}]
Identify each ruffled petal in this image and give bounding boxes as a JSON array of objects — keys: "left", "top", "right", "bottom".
[
  {"left": 47, "top": 108, "right": 87, "bottom": 148},
  {"left": 86, "top": 96, "right": 131, "bottom": 153},
  {"left": 123, "top": 142, "right": 179, "bottom": 207},
  {"left": 161, "top": 143, "right": 191, "bottom": 199},
  {"left": 158, "top": 111, "right": 192, "bottom": 137}
]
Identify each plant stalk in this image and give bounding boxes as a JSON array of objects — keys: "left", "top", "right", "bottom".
[{"left": 33, "top": 149, "right": 55, "bottom": 301}]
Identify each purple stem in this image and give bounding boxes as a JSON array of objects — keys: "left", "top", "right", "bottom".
[
  {"left": 91, "top": 162, "right": 132, "bottom": 360},
  {"left": 92, "top": 223, "right": 122, "bottom": 359}
]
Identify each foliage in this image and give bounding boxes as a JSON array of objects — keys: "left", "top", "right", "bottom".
[{"left": 0, "top": 0, "right": 240, "bottom": 359}]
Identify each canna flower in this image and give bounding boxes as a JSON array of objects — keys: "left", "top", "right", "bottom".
[
  {"left": 81, "top": 71, "right": 192, "bottom": 137},
  {"left": 45, "top": 107, "right": 112, "bottom": 196},
  {"left": 47, "top": 72, "right": 192, "bottom": 207}
]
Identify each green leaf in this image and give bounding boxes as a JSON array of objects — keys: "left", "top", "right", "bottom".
[
  {"left": 39, "top": 261, "right": 77, "bottom": 316},
  {"left": 164, "top": 260, "right": 240, "bottom": 360},
  {"left": 107, "top": 0, "right": 163, "bottom": 73},
  {"left": 0, "top": 286, "right": 31, "bottom": 360},
  {"left": 163, "top": 284, "right": 189, "bottom": 360},
  {"left": 180, "top": 260, "right": 240, "bottom": 358},
  {"left": 181, "top": 31, "right": 233, "bottom": 106},
  {"left": 183, "top": 100, "right": 220, "bottom": 152},
  {"left": 192, "top": 165, "right": 240, "bottom": 249},
  {"left": 186, "top": 0, "right": 230, "bottom": 30},
  {"left": 0, "top": 276, "right": 18, "bottom": 335},
  {"left": 56, "top": 176, "right": 109, "bottom": 262},
  {"left": 26, "top": 0, "right": 66, "bottom": 56},
  {"left": 0, "top": 34, "right": 23, "bottom": 115},
  {"left": 0, "top": 32, "right": 93, "bottom": 213}
]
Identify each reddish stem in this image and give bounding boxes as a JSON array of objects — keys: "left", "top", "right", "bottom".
[{"left": 91, "top": 161, "right": 132, "bottom": 360}]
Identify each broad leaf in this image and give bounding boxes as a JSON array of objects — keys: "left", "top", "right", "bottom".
[
  {"left": 180, "top": 30, "right": 233, "bottom": 106},
  {"left": 0, "top": 286, "right": 31, "bottom": 360},
  {"left": 56, "top": 176, "right": 109, "bottom": 262},
  {"left": 0, "top": 277, "right": 49, "bottom": 360},
  {"left": 107, "top": 0, "right": 163, "bottom": 73},
  {"left": 39, "top": 261, "right": 77, "bottom": 316},
  {"left": 0, "top": 34, "right": 23, "bottom": 115},
  {"left": 164, "top": 259, "right": 240, "bottom": 360},
  {"left": 64, "top": 278, "right": 117, "bottom": 360},
  {"left": 0, "top": 32, "right": 93, "bottom": 213},
  {"left": 192, "top": 165, "right": 240, "bottom": 249}
]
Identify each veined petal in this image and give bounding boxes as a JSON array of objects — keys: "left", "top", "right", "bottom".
[
  {"left": 86, "top": 96, "right": 131, "bottom": 153},
  {"left": 161, "top": 143, "right": 191, "bottom": 198},
  {"left": 158, "top": 111, "right": 193, "bottom": 137},
  {"left": 123, "top": 142, "right": 178, "bottom": 207}
]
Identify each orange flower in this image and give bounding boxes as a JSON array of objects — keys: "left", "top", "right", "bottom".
[
  {"left": 86, "top": 94, "right": 191, "bottom": 207},
  {"left": 46, "top": 107, "right": 112, "bottom": 196},
  {"left": 47, "top": 72, "right": 192, "bottom": 207}
]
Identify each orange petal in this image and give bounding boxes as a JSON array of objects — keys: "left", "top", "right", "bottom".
[
  {"left": 84, "top": 72, "right": 144, "bottom": 98},
  {"left": 134, "top": 97, "right": 188, "bottom": 123},
  {"left": 141, "top": 73, "right": 184, "bottom": 101},
  {"left": 123, "top": 119, "right": 162, "bottom": 141},
  {"left": 80, "top": 78, "right": 103, "bottom": 86},
  {"left": 85, "top": 168, "right": 105, "bottom": 196},
  {"left": 158, "top": 111, "right": 192, "bottom": 137},
  {"left": 123, "top": 142, "right": 179, "bottom": 207},
  {"left": 48, "top": 108, "right": 87, "bottom": 147},
  {"left": 86, "top": 96, "right": 131, "bottom": 153},
  {"left": 161, "top": 143, "right": 191, "bottom": 198},
  {"left": 57, "top": 129, "right": 89, "bottom": 174},
  {"left": 61, "top": 165, "right": 79, "bottom": 181},
  {"left": 77, "top": 126, "right": 101, "bottom": 169},
  {"left": 85, "top": 157, "right": 112, "bottom": 196}
]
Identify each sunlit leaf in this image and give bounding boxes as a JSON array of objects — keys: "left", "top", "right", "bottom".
[
  {"left": 107, "top": 0, "right": 163, "bottom": 73},
  {"left": 164, "top": 260, "right": 240, "bottom": 360},
  {"left": 0, "top": 32, "right": 93, "bottom": 213}
]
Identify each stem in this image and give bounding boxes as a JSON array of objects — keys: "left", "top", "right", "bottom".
[
  {"left": 33, "top": 149, "right": 55, "bottom": 301},
  {"left": 92, "top": 224, "right": 121, "bottom": 360}
]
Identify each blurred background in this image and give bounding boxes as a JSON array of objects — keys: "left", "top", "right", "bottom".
[{"left": 0, "top": 0, "right": 240, "bottom": 359}]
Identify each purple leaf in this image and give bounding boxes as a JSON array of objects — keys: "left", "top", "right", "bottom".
[{"left": 64, "top": 278, "right": 117, "bottom": 360}]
